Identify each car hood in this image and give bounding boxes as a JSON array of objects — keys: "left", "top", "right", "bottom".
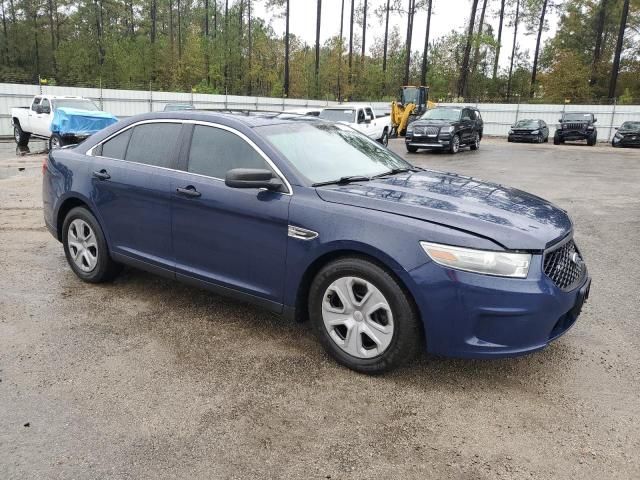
[{"left": 315, "top": 171, "right": 572, "bottom": 250}]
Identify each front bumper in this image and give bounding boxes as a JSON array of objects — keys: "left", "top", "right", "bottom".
[
  {"left": 557, "top": 131, "right": 593, "bottom": 141},
  {"left": 407, "top": 255, "right": 590, "bottom": 359},
  {"left": 405, "top": 133, "right": 451, "bottom": 149},
  {"left": 613, "top": 135, "right": 640, "bottom": 147},
  {"left": 509, "top": 133, "right": 541, "bottom": 142}
]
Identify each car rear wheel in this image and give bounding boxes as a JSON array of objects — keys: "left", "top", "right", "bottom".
[
  {"left": 406, "top": 145, "right": 418, "bottom": 153},
  {"left": 587, "top": 134, "right": 597, "bottom": 146},
  {"left": 470, "top": 133, "right": 480, "bottom": 150},
  {"left": 449, "top": 134, "right": 460, "bottom": 154},
  {"left": 14, "top": 123, "right": 30, "bottom": 147},
  {"left": 309, "top": 257, "right": 422, "bottom": 373},
  {"left": 380, "top": 129, "right": 389, "bottom": 147},
  {"left": 62, "top": 207, "right": 121, "bottom": 283},
  {"left": 553, "top": 135, "right": 560, "bottom": 145},
  {"left": 49, "top": 134, "right": 64, "bottom": 150}
]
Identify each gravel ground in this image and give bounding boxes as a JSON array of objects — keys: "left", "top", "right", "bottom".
[{"left": 1, "top": 137, "right": 639, "bottom": 479}]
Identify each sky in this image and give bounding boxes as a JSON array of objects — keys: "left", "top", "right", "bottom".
[{"left": 252, "top": 0, "right": 559, "bottom": 70}]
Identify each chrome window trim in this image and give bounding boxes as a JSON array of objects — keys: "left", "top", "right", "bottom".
[{"left": 86, "top": 118, "right": 293, "bottom": 195}]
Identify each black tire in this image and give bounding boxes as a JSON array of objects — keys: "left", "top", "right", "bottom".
[
  {"left": 49, "top": 133, "right": 64, "bottom": 150},
  {"left": 507, "top": 136, "right": 513, "bottom": 143},
  {"left": 380, "top": 129, "right": 389, "bottom": 147},
  {"left": 470, "top": 132, "right": 480, "bottom": 150},
  {"left": 448, "top": 134, "right": 460, "bottom": 154},
  {"left": 553, "top": 135, "right": 560, "bottom": 145},
  {"left": 13, "top": 123, "right": 30, "bottom": 147},
  {"left": 62, "top": 206, "right": 121, "bottom": 283},
  {"left": 406, "top": 145, "right": 418, "bottom": 153},
  {"left": 309, "top": 257, "right": 422, "bottom": 374},
  {"left": 587, "top": 134, "right": 597, "bottom": 146}
]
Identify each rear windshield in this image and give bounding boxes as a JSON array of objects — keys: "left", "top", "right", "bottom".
[
  {"left": 319, "top": 109, "right": 355, "bottom": 123},
  {"left": 52, "top": 99, "right": 99, "bottom": 111},
  {"left": 563, "top": 113, "right": 592, "bottom": 121}
]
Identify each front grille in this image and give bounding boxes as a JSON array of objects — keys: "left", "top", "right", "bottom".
[
  {"left": 415, "top": 126, "right": 439, "bottom": 136},
  {"left": 543, "top": 239, "right": 586, "bottom": 291},
  {"left": 566, "top": 123, "right": 586, "bottom": 131}
]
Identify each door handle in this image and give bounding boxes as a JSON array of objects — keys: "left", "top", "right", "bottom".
[
  {"left": 93, "top": 169, "right": 111, "bottom": 180},
  {"left": 176, "top": 186, "right": 201, "bottom": 198}
]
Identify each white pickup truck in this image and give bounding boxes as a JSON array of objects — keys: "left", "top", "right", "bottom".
[
  {"left": 319, "top": 104, "right": 391, "bottom": 146},
  {"left": 12, "top": 95, "right": 107, "bottom": 149}
]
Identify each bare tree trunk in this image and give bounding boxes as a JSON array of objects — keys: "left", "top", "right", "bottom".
[
  {"left": 506, "top": 0, "right": 520, "bottom": 101},
  {"left": 471, "top": 0, "right": 487, "bottom": 77},
  {"left": 530, "top": 0, "right": 548, "bottom": 97},
  {"left": 177, "top": 0, "right": 182, "bottom": 59},
  {"left": 590, "top": 0, "right": 608, "bottom": 86},
  {"left": 204, "top": 0, "right": 209, "bottom": 85},
  {"left": 284, "top": 0, "right": 290, "bottom": 96},
  {"left": 169, "top": 0, "right": 174, "bottom": 59},
  {"left": 493, "top": 0, "right": 505, "bottom": 80},
  {"left": 1, "top": 1, "right": 8, "bottom": 64},
  {"left": 420, "top": 0, "right": 432, "bottom": 86},
  {"left": 315, "top": 0, "right": 322, "bottom": 97},
  {"left": 47, "top": 0, "right": 56, "bottom": 75},
  {"left": 247, "top": 0, "right": 252, "bottom": 94},
  {"left": 150, "top": 0, "right": 157, "bottom": 43},
  {"left": 213, "top": 0, "right": 217, "bottom": 38},
  {"left": 382, "top": 0, "right": 390, "bottom": 72},
  {"left": 458, "top": 0, "right": 480, "bottom": 97},
  {"left": 348, "top": 0, "right": 354, "bottom": 85},
  {"left": 33, "top": 11, "right": 39, "bottom": 78},
  {"left": 224, "top": 0, "right": 228, "bottom": 89},
  {"left": 608, "top": 0, "right": 630, "bottom": 99},
  {"left": 94, "top": 0, "right": 104, "bottom": 67},
  {"left": 337, "top": 0, "right": 344, "bottom": 100},
  {"left": 128, "top": 0, "right": 134, "bottom": 36},
  {"left": 403, "top": 0, "right": 415, "bottom": 85},
  {"left": 361, "top": 0, "right": 367, "bottom": 63}
]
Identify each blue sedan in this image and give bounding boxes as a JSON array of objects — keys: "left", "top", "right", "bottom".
[{"left": 43, "top": 111, "right": 591, "bottom": 373}]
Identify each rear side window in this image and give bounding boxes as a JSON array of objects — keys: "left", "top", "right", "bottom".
[
  {"left": 125, "top": 123, "right": 182, "bottom": 168},
  {"left": 188, "top": 125, "right": 269, "bottom": 179},
  {"left": 100, "top": 128, "right": 133, "bottom": 160}
]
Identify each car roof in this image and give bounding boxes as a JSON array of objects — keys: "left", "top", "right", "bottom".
[
  {"left": 323, "top": 104, "right": 372, "bottom": 109},
  {"left": 116, "top": 110, "right": 324, "bottom": 128}
]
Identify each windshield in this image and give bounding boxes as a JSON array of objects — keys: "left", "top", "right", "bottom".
[
  {"left": 319, "top": 109, "right": 355, "bottom": 123},
  {"left": 514, "top": 119, "right": 539, "bottom": 128},
  {"left": 420, "top": 108, "right": 461, "bottom": 121},
  {"left": 621, "top": 121, "right": 640, "bottom": 129},
  {"left": 258, "top": 122, "right": 412, "bottom": 184},
  {"left": 402, "top": 87, "right": 420, "bottom": 105},
  {"left": 53, "top": 99, "right": 99, "bottom": 111},
  {"left": 563, "top": 113, "right": 592, "bottom": 121}
]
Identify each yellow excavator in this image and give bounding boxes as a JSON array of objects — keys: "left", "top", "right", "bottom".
[{"left": 391, "top": 86, "right": 436, "bottom": 137}]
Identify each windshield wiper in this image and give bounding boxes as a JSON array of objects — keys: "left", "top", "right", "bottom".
[
  {"left": 372, "top": 167, "right": 422, "bottom": 179},
  {"left": 312, "top": 175, "right": 372, "bottom": 187}
]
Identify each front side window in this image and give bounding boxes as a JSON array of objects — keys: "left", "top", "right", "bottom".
[
  {"left": 357, "top": 109, "right": 366, "bottom": 124},
  {"left": 125, "top": 123, "right": 182, "bottom": 168},
  {"left": 258, "top": 122, "right": 411, "bottom": 184},
  {"left": 40, "top": 99, "right": 50, "bottom": 112},
  {"left": 31, "top": 98, "right": 41, "bottom": 111},
  {"left": 187, "top": 125, "right": 269, "bottom": 179}
]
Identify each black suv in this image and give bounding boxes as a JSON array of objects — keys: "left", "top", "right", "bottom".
[
  {"left": 554, "top": 112, "right": 598, "bottom": 146},
  {"left": 405, "top": 106, "right": 483, "bottom": 154},
  {"left": 612, "top": 121, "right": 640, "bottom": 148}
]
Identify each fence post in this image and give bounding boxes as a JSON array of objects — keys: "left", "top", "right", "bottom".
[
  {"left": 514, "top": 95, "right": 520, "bottom": 124},
  {"left": 99, "top": 77, "right": 104, "bottom": 111},
  {"left": 225, "top": 88, "right": 228, "bottom": 109},
  {"left": 190, "top": 87, "right": 194, "bottom": 107},
  {"left": 149, "top": 81, "right": 153, "bottom": 112},
  {"left": 608, "top": 99, "right": 617, "bottom": 142}
]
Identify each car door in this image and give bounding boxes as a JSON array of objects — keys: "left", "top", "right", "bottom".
[
  {"left": 364, "top": 107, "right": 377, "bottom": 139},
  {"left": 170, "top": 123, "right": 292, "bottom": 308},
  {"left": 26, "top": 97, "right": 41, "bottom": 133},
  {"left": 460, "top": 108, "right": 474, "bottom": 142},
  {"left": 90, "top": 121, "right": 185, "bottom": 273},
  {"left": 33, "top": 98, "right": 52, "bottom": 136}
]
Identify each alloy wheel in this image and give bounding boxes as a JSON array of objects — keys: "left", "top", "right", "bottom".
[
  {"left": 321, "top": 276, "right": 394, "bottom": 359},
  {"left": 67, "top": 219, "right": 98, "bottom": 272},
  {"left": 50, "top": 136, "right": 61, "bottom": 149},
  {"left": 381, "top": 131, "right": 389, "bottom": 147},
  {"left": 14, "top": 127, "right": 20, "bottom": 143},
  {"left": 452, "top": 135, "right": 460, "bottom": 153}
]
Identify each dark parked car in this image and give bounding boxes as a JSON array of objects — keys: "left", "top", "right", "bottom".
[
  {"left": 554, "top": 112, "right": 598, "bottom": 146},
  {"left": 612, "top": 121, "right": 640, "bottom": 148},
  {"left": 508, "top": 119, "right": 549, "bottom": 143},
  {"left": 405, "top": 106, "right": 484, "bottom": 154},
  {"left": 43, "top": 111, "right": 590, "bottom": 373}
]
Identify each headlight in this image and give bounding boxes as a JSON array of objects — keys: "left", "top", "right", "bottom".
[
  {"left": 441, "top": 126, "right": 454, "bottom": 134},
  {"left": 615, "top": 132, "right": 622, "bottom": 139},
  {"left": 508, "top": 129, "right": 514, "bottom": 134},
  {"left": 587, "top": 126, "right": 594, "bottom": 130},
  {"left": 531, "top": 130, "right": 539, "bottom": 134},
  {"left": 420, "top": 242, "right": 531, "bottom": 278},
  {"left": 406, "top": 126, "right": 414, "bottom": 134}
]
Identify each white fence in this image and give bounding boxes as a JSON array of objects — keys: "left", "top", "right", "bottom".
[{"left": 2, "top": 83, "right": 640, "bottom": 141}]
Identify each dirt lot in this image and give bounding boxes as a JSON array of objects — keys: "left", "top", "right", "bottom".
[{"left": 1, "top": 138, "right": 639, "bottom": 479}]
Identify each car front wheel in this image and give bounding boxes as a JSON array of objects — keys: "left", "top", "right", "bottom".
[
  {"left": 470, "top": 132, "right": 480, "bottom": 150},
  {"left": 14, "top": 124, "right": 30, "bottom": 146},
  {"left": 49, "top": 134, "right": 64, "bottom": 150},
  {"left": 309, "top": 257, "right": 422, "bottom": 373},
  {"left": 380, "top": 129, "right": 389, "bottom": 147},
  {"left": 449, "top": 134, "right": 460, "bottom": 154},
  {"left": 406, "top": 145, "right": 418, "bottom": 153},
  {"left": 62, "top": 207, "right": 121, "bottom": 283}
]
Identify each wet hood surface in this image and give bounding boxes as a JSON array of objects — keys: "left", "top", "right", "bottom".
[
  {"left": 411, "top": 119, "right": 458, "bottom": 127},
  {"left": 315, "top": 170, "right": 572, "bottom": 250}
]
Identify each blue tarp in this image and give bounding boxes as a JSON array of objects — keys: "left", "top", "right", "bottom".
[{"left": 50, "top": 107, "right": 118, "bottom": 136}]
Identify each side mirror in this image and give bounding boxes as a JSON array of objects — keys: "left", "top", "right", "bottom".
[
  {"left": 558, "top": 118, "right": 562, "bottom": 123},
  {"left": 225, "top": 168, "right": 283, "bottom": 192},
  {"left": 593, "top": 118, "right": 598, "bottom": 123},
  {"left": 365, "top": 114, "right": 373, "bottom": 123}
]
